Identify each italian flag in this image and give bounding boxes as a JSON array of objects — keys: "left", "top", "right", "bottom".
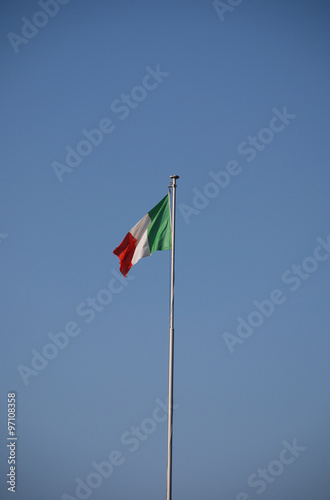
[{"left": 113, "top": 194, "right": 172, "bottom": 277}]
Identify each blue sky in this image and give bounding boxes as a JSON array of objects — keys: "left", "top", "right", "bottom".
[{"left": 1, "top": 1, "right": 330, "bottom": 499}]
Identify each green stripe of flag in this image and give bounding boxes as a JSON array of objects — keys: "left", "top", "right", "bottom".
[{"left": 147, "top": 194, "right": 172, "bottom": 254}]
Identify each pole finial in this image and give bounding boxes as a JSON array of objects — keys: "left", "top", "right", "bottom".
[{"left": 169, "top": 175, "right": 179, "bottom": 189}]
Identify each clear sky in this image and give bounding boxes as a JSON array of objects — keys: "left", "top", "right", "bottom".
[{"left": 1, "top": 1, "right": 330, "bottom": 499}]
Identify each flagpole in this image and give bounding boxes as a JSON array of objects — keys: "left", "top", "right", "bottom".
[{"left": 166, "top": 174, "right": 179, "bottom": 500}]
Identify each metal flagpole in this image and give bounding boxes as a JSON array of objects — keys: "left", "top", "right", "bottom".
[{"left": 166, "top": 174, "right": 179, "bottom": 500}]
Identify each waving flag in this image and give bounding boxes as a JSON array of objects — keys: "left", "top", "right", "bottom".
[{"left": 113, "top": 194, "right": 171, "bottom": 276}]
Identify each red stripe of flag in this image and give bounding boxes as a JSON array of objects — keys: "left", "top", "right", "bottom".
[{"left": 113, "top": 232, "right": 137, "bottom": 277}]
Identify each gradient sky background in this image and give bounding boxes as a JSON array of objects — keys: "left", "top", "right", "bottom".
[{"left": 1, "top": 1, "right": 330, "bottom": 499}]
